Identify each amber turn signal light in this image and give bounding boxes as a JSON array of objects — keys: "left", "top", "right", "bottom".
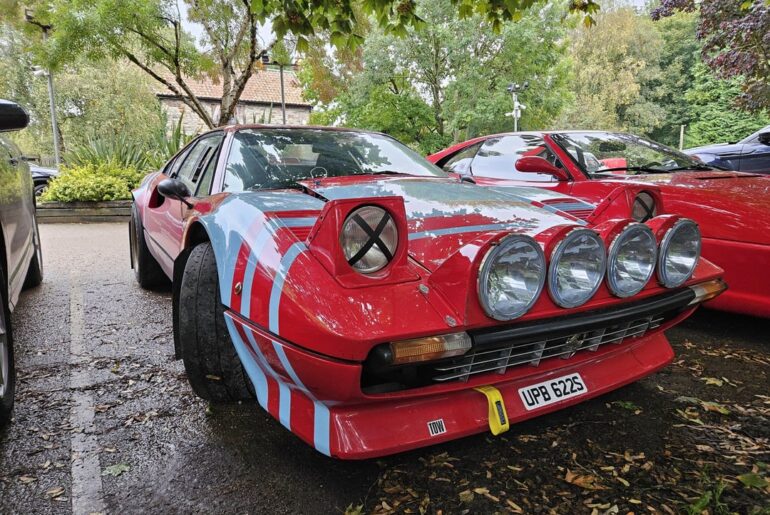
[
  {"left": 688, "top": 279, "right": 728, "bottom": 306},
  {"left": 389, "top": 333, "right": 472, "bottom": 365}
]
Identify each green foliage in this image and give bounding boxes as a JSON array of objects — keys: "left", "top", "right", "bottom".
[
  {"left": 145, "top": 112, "right": 196, "bottom": 169},
  {"left": 301, "top": 0, "right": 570, "bottom": 149},
  {"left": 41, "top": 163, "right": 144, "bottom": 202},
  {"left": 684, "top": 64, "right": 770, "bottom": 147},
  {"left": 0, "top": 23, "right": 166, "bottom": 159},
  {"left": 65, "top": 135, "right": 152, "bottom": 171},
  {"left": 345, "top": 86, "right": 450, "bottom": 153},
  {"left": 558, "top": 7, "right": 666, "bottom": 135},
  {"left": 648, "top": 12, "right": 701, "bottom": 146}
]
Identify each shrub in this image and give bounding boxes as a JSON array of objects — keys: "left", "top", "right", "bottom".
[
  {"left": 65, "top": 134, "right": 152, "bottom": 171},
  {"left": 41, "top": 163, "right": 145, "bottom": 202}
]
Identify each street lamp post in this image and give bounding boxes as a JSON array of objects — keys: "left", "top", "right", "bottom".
[
  {"left": 505, "top": 82, "right": 529, "bottom": 132},
  {"left": 25, "top": 11, "right": 61, "bottom": 168}
]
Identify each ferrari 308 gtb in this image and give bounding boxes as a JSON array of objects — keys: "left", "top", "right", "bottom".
[{"left": 131, "top": 125, "right": 724, "bottom": 459}]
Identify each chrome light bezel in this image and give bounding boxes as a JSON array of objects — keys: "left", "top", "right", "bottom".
[
  {"left": 606, "top": 223, "right": 658, "bottom": 298},
  {"left": 340, "top": 205, "right": 399, "bottom": 274},
  {"left": 658, "top": 218, "right": 701, "bottom": 288},
  {"left": 477, "top": 234, "right": 546, "bottom": 321},
  {"left": 548, "top": 228, "right": 607, "bottom": 308}
]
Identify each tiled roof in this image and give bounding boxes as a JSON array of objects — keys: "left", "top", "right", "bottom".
[{"left": 153, "top": 68, "right": 310, "bottom": 107}]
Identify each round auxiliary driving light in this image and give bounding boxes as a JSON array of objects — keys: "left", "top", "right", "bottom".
[
  {"left": 658, "top": 219, "right": 700, "bottom": 288},
  {"left": 607, "top": 223, "right": 657, "bottom": 297},
  {"left": 478, "top": 235, "right": 546, "bottom": 321},
  {"left": 548, "top": 228, "right": 606, "bottom": 308},
  {"left": 341, "top": 205, "right": 398, "bottom": 274}
]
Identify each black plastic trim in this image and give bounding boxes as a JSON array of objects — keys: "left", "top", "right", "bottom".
[{"left": 470, "top": 288, "right": 695, "bottom": 349}]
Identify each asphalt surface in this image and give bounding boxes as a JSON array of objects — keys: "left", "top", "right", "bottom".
[{"left": 0, "top": 223, "right": 768, "bottom": 514}]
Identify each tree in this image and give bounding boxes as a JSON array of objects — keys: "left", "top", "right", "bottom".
[
  {"left": 647, "top": 12, "right": 701, "bottom": 147},
  {"left": 2, "top": 0, "right": 601, "bottom": 129},
  {"left": 0, "top": 23, "right": 164, "bottom": 158},
  {"left": 652, "top": 0, "right": 770, "bottom": 112},
  {"left": 683, "top": 63, "right": 770, "bottom": 147},
  {"left": 300, "top": 0, "right": 572, "bottom": 151},
  {"left": 557, "top": 6, "right": 666, "bottom": 135}
]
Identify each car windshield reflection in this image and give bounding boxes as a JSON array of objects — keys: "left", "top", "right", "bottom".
[{"left": 223, "top": 128, "right": 447, "bottom": 192}]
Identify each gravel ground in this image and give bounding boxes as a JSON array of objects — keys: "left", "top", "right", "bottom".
[{"left": 0, "top": 223, "right": 767, "bottom": 514}]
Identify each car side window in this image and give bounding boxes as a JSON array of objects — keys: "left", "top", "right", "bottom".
[
  {"left": 195, "top": 146, "right": 220, "bottom": 196},
  {"left": 471, "top": 135, "right": 562, "bottom": 182},
  {"left": 175, "top": 133, "right": 224, "bottom": 190},
  {"left": 441, "top": 143, "right": 482, "bottom": 175}
]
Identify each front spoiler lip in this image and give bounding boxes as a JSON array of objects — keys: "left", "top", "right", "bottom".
[{"left": 469, "top": 287, "right": 695, "bottom": 350}]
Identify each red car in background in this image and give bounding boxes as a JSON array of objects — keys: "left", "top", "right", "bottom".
[
  {"left": 430, "top": 131, "right": 770, "bottom": 318},
  {"left": 131, "top": 125, "right": 724, "bottom": 458}
]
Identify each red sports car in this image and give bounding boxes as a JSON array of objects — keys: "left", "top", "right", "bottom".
[
  {"left": 131, "top": 125, "right": 724, "bottom": 458},
  {"left": 430, "top": 131, "right": 770, "bottom": 318}
]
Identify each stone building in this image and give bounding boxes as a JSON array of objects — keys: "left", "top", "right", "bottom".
[{"left": 154, "top": 67, "right": 312, "bottom": 134}]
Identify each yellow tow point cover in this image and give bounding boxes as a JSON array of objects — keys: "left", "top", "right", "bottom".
[{"left": 474, "top": 385, "right": 510, "bottom": 435}]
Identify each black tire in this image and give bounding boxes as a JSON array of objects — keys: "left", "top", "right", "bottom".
[
  {"left": 23, "top": 216, "right": 43, "bottom": 290},
  {"left": 0, "top": 264, "right": 16, "bottom": 427},
  {"left": 129, "top": 204, "right": 167, "bottom": 289},
  {"left": 178, "top": 242, "right": 253, "bottom": 402},
  {"left": 33, "top": 183, "right": 47, "bottom": 198}
]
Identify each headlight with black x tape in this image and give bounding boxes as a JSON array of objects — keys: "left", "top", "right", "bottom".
[{"left": 341, "top": 205, "right": 399, "bottom": 274}]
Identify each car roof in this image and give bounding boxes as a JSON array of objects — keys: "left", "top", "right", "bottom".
[{"left": 205, "top": 124, "right": 389, "bottom": 138}]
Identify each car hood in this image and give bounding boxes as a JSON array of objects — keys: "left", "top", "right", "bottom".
[
  {"left": 600, "top": 171, "right": 770, "bottom": 244},
  {"left": 685, "top": 142, "right": 741, "bottom": 155},
  {"left": 298, "top": 176, "right": 581, "bottom": 271}
]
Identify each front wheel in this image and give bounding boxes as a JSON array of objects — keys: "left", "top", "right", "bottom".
[
  {"left": 178, "top": 242, "right": 253, "bottom": 402},
  {"left": 0, "top": 265, "right": 16, "bottom": 427}
]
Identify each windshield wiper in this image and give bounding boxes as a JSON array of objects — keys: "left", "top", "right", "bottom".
[
  {"left": 595, "top": 166, "right": 666, "bottom": 174},
  {"left": 365, "top": 170, "right": 413, "bottom": 176},
  {"left": 662, "top": 164, "right": 719, "bottom": 172}
]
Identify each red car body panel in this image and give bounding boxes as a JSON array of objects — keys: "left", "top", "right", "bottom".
[
  {"left": 134, "top": 125, "right": 725, "bottom": 458},
  {"left": 430, "top": 132, "right": 769, "bottom": 317}
]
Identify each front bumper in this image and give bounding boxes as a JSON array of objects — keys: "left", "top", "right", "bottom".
[{"left": 223, "top": 279, "right": 724, "bottom": 459}]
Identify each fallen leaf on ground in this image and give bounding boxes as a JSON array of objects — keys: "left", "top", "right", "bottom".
[
  {"left": 102, "top": 463, "right": 130, "bottom": 477},
  {"left": 565, "top": 469, "right": 607, "bottom": 490},
  {"left": 701, "top": 377, "right": 724, "bottom": 386},
  {"left": 701, "top": 401, "right": 730, "bottom": 415},
  {"left": 458, "top": 490, "right": 474, "bottom": 503},
  {"left": 737, "top": 473, "right": 769, "bottom": 489},
  {"left": 45, "top": 487, "right": 64, "bottom": 498}
]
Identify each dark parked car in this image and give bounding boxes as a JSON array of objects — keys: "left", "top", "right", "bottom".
[
  {"left": 685, "top": 125, "right": 770, "bottom": 174},
  {"left": 0, "top": 100, "right": 44, "bottom": 425},
  {"left": 29, "top": 163, "right": 58, "bottom": 197}
]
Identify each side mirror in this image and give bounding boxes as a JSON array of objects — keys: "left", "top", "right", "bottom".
[
  {"left": 0, "top": 100, "right": 29, "bottom": 132},
  {"left": 158, "top": 178, "right": 193, "bottom": 207},
  {"left": 758, "top": 132, "right": 770, "bottom": 145},
  {"left": 515, "top": 156, "right": 570, "bottom": 181}
]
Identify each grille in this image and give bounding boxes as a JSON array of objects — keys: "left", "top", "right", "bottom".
[{"left": 431, "top": 314, "right": 663, "bottom": 383}]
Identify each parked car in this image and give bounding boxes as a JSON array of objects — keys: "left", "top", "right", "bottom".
[
  {"left": 685, "top": 125, "right": 770, "bottom": 174},
  {"left": 430, "top": 131, "right": 770, "bottom": 317},
  {"left": 131, "top": 125, "right": 723, "bottom": 458},
  {"left": 0, "top": 100, "right": 44, "bottom": 426},
  {"left": 28, "top": 163, "right": 58, "bottom": 197}
]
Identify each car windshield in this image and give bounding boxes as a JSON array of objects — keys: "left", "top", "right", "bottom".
[
  {"left": 223, "top": 128, "right": 446, "bottom": 192},
  {"left": 552, "top": 132, "right": 711, "bottom": 177}
]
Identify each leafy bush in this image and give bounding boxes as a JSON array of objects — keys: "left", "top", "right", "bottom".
[
  {"left": 41, "top": 163, "right": 145, "bottom": 202},
  {"left": 65, "top": 112, "right": 195, "bottom": 172},
  {"left": 65, "top": 134, "right": 153, "bottom": 171},
  {"left": 145, "top": 112, "right": 196, "bottom": 169}
]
